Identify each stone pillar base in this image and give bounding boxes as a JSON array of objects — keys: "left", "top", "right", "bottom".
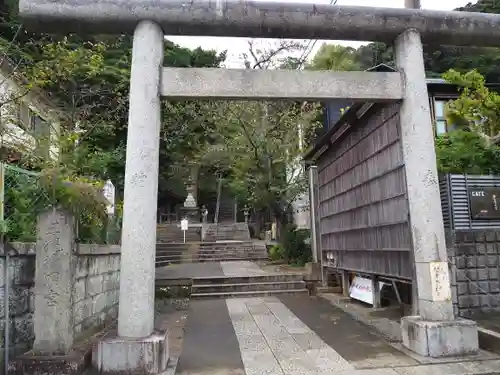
[
  {"left": 92, "top": 330, "right": 169, "bottom": 374},
  {"left": 304, "top": 262, "right": 322, "bottom": 281},
  {"left": 401, "top": 316, "right": 478, "bottom": 358}
]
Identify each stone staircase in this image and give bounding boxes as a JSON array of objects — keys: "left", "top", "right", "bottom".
[
  {"left": 157, "top": 223, "right": 201, "bottom": 243},
  {"left": 217, "top": 198, "right": 235, "bottom": 222},
  {"left": 155, "top": 241, "right": 268, "bottom": 266},
  {"left": 198, "top": 241, "right": 267, "bottom": 262},
  {"left": 203, "top": 223, "right": 250, "bottom": 242},
  {"left": 190, "top": 274, "right": 308, "bottom": 299}
]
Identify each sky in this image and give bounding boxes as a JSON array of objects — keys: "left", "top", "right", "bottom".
[{"left": 166, "top": 0, "right": 470, "bottom": 67}]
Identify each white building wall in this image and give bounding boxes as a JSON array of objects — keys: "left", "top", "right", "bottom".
[{"left": 0, "top": 64, "right": 60, "bottom": 161}]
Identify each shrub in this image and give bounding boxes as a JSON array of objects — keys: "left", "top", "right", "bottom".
[
  {"left": 269, "top": 244, "right": 285, "bottom": 261},
  {"left": 282, "top": 224, "right": 312, "bottom": 266},
  {"left": 3, "top": 165, "right": 117, "bottom": 244}
]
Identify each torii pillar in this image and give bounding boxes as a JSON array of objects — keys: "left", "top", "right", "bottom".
[{"left": 92, "top": 20, "right": 169, "bottom": 373}]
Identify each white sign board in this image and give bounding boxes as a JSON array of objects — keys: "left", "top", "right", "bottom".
[
  {"left": 180, "top": 218, "right": 189, "bottom": 231},
  {"left": 349, "top": 276, "right": 386, "bottom": 305},
  {"left": 103, "top": 180, "right": 115, "bottom": 215}
]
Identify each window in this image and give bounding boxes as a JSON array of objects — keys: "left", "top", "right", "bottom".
[
  {"left": 17, "top": 102, "right": 49, "bottom": 135},
  {"left": 433, "top": 98, "right": 456, "bottom": 136},
  {"left": 18, "top": 102, "right": 33, "bottom": 130}
]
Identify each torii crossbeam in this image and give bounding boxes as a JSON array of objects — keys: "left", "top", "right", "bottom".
[{"left": 19, "top": 0, "right": 500, "bottom": 47}]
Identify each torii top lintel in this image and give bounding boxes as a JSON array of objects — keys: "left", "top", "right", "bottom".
[{"left": 18, "top": 0, "right": 500, "bottom": 47}]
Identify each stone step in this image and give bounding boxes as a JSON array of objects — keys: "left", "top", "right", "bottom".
[
  {"left": 156, "top": 251, "right": 268, "bottom": 258},
  {"left": 190, "top": 288, "right": 309, "bottom": 299},
  {"left": 196, "top": 252, "right": 267, "bottom": 257},
  {"left": 192, "top": 280, "right": 306, "bottom": 294},
  {"left": 193, "top": 274, "right": 303, "bottom": 284},
  {"left": 155, "top": 256, "right": 269, "bottom": 266},
  {"left": 155, "top": 255, "right": 268, "bottom": 263}
]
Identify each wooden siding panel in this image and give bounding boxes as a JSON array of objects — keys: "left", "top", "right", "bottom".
[{"left": 318, "top": 103, "right": 413, "bottom": 280}]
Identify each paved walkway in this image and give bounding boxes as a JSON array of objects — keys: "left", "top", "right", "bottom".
[
  {"left": 156, "top": 261, "right": 500, "bottom": 375},
  {"left": 172, "top": 294, "right": 500, "bottom": 375}
]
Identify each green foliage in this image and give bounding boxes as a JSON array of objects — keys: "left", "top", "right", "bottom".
[
  {"left": 306, "top": 43, "right": 361, "bottom": 71},
  {"left": 305, "top": 1, "right": 500, "bottom": 81},
  {"left": 3, "top": 164, "right": 110, "bottom": 243},
  {"left": 0, "top": 0, "right": 227, "bottom": 200},
  {"left": 443, "top": 69, "right": 500, "bottom": 143},
  {"left": 282, "top": 224, "right": 312, "bottom": 266},
  {"left": 269, "top": 244, "right": 285, "bottom": 261},
  {"left": 433, "top": 69, "right": 500, "bottom": 175},
  {"left": 435, "top": 130, "right": 500, "bottom": 174},
  {"left": 205, "top": 100, "right": 321, "bottom": 220}
]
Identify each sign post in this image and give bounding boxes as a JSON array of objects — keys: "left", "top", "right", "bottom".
[
  {"left": 180, "top": 218, "right": 188, "bottom": 244},
  {"left": 103, "top": 180, "right": 115, "bottom": 243}
]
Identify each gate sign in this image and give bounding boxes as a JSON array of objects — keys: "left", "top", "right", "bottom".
[
  {"left": 349, "top": 276, "right": 386, "bottom": 305},
  {"left": 468, "top": 187, "right": 500, "bottom": 220},
  {"left": 103, "top": 180, "right": 115, "bottom": 215}
]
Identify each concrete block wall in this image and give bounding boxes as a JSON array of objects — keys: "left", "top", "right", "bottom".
[
  {"left": 447, "top": 230, "right": 500, "bottom": 318},
  {"left": 72, "top": 244, "right": 120, "bottom": 339},
  {"left": 0, "top": 242, "right": 120, "bottom": 366},
  {"left": 0, "top": 243, "right": 36, "bottom": 364}
]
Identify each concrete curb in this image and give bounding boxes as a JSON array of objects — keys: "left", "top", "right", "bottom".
[
  {"left": 320, "top": 293, "right": 500, "bottom": 353},
  {"left": 478, "top": 326, "right": 500, "bottom": 355},
  {"left": 319, "top": 293, "right": 403, "bottom": 342}
]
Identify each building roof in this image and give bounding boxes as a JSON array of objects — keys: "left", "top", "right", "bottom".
[{"left": 304, "top": 65, "right": 500, "bottom": 162}]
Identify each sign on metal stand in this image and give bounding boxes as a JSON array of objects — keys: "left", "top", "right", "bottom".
[
  {"left": 180, "top": 218, "right": 188, "bottom": 243},
  {"left": 349, "top": 276, "right": 387, "bottom": 306}
]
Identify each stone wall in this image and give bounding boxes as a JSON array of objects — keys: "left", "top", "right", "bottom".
[
  {"left": 447, "top": 229, "right": 500, "bottom": 318},
  {"left": 0, "top": 243, "right": 36, "bottom": 364},
  {"left": 0, "top": 241, "right": 120, "bottom": 366},
  {"left": 73, "top": 244, "right": 120, "bottom": 340}
]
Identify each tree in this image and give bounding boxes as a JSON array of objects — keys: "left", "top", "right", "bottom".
[
  {"left": 307, "top": 43, "right": 361, "bottom": 71},
  {"left": 443, "top": 69, "right": 500, "bottom": 145},
  {"left": 194, "top": 40, "right": 322, "bottom": 237},
  {"left": 435, "top": 130, "right": 500, "bottom": 174},
  {"left": 433, "top": 69, "right": 500, "bottom": 175},
  {"left": 350, "top": 0, "right": 500, "bottom": 80}
]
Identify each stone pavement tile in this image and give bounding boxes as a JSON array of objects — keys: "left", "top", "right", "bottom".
[
  {"left": 226, "top": 298, "right": 251, "bottom": 314},
  {"left": 392, "top": 362, "right": 478, "bottom": 375},
  {"left": 333, "top": 369, "right": 401, "bottom": 375},
  {"left": 278, "top": 295, "right": 418, "bottom": 367},
  {"left": 235, "top": 333, "right": 269, "bottom": 352},
  {"left": 459, "top": 359, "right": 500, "bottom": 373},
  {"left": 221, "top": 261, "right": 267, "bottom": 276},
  {"left": 306, "top": 347, "right": 354, "bottom": 372},
  {"left": 266, "top": 301, "right": 311, "bottom": 334},
  {"left": 268, "top": 338, "right": 306, "bottom": 360},
  {"left": 293, "top": 332, "right": 327, "bottom": 351},
  {"left": 231, "top": 320, "right": 262, "bottom": 336},
  {"left": 322, "top": 369, "right": 400, "bottom": 375},
  {"left": 246, "top": 301, "right": 272, "bottom": 315},
  {"left": 351, "top": 351, "right": 420, "bottom": 369},
  {"left": 241, "top": 349, "right": 284, "bottom": 375},
  {"left": 276, "top": 352, "right": 318, "bottom": 375}
]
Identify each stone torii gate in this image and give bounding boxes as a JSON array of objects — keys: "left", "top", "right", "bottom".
[{"left": 19, "top": 0, "right": 500, "bottom": 373}]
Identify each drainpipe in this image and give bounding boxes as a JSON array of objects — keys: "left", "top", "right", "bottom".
[
  {"left": 1, "top": 163, "right": 8, "bottom": 375},
  {"left": 3, "top": 248, "right": 9, "bottom": 375},
  {"left": 308, "top": 165, "right": 318, "bottom": 263}
]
